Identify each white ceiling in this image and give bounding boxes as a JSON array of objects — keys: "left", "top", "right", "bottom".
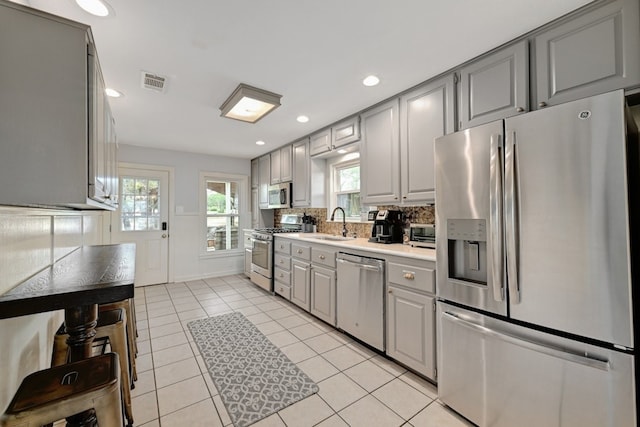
[{"left": 19, "top": 0, "right": 592, "bottom": 159}]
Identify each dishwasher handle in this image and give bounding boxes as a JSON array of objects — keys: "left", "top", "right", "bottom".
[{"left": 337, "top": 255, "right": 384, "bottom": 272}]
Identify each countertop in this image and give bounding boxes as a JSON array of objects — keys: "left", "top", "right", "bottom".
[
  {"left": 0, "top": 243, "right": 136, "bottom": 319},
  {"left": 275, "top": 233, "right": 436, "bottom": 262}
]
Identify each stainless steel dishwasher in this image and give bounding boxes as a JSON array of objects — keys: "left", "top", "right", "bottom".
[{"left": 336, "top": 252, "right": 386, "bottom": 351}]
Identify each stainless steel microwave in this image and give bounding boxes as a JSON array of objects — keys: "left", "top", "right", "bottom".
[{"left": 267, "top": 182, "right": 292, "bottom": 209}]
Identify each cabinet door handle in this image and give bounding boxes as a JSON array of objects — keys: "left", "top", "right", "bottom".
[
  {"left": 403, "top": 271, "right": 415, "bottom": 280},
  {"left": 538, "top": 101, "right": 548, "bottom": 108},
  {"left": 297, "top": 249, "right": 303, "bottom": 254},
  {"left": 388, "top": 289, "right": 393, "bottom": 294},
  {"left": 319, "top": 255, "right": 325, "bottom": 260},
  {"left": 515, "top": 107, "right": 524, "bottom": 112}
]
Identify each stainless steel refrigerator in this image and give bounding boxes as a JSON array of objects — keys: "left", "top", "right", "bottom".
[{"left": 434, "top": 90, "right": 637, "bottom": 426}]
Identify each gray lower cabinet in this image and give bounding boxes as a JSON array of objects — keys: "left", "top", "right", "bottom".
[
  {"left": 310, "top": 266, "right": 336, "bottom": 325},
  {"left": 273, "top": 237, "right": 292, "bottom": 299},
  {"left": 458, "top": 40, "right": 529, "bottom": 129},
  {"left": 291, "top": 243, "right": 311, "bottom": 310},
  {"left": 534, "top": 0, "right": 640, "bottom": 108},
  {"left": 386, "top": 257, "right": 437, "bottom": 380},
  {"left": 310, "top": 245, "right": 337, "bottom": 325}
]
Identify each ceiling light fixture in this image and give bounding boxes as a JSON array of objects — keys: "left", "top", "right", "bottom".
[
  {"left": 363, "top": 75, "right": 380, "bottom": 87},
  {"left": 256, "top": 140, "right": 266, "bottom": 146},
  {"left": 105, "top": 88, "right": 123, "bottom": 98},
  {"left": 75, "top": 0, "right": 111, "bottom": 17},
  {"left": 296, "top": 115, "right": 309, "bottom": 123},
  {"left": 220, "top": 83, "right": 282, "bottom": 123}
]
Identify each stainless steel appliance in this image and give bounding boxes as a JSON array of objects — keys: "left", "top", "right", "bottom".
[
  {"left": 267, "top": 182, "right": 292, "bottom": 209},
  {"left": 336, "top": 252, "right": 386, "bottom": 351},
  {"left": 434, "top": 90, "right": 637, "bottom": 426},
  {"left": 368, "top": 210, "right": 403, "bottom": 244},
  {"left": 408, "top": 224, "right": 435, "bottom": 249},
  {"left": 250, "top": 214, "right": 302, "bottom": 292}
]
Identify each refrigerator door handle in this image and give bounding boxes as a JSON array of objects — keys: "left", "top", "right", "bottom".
[
  {"left": 504, "top": 131, "right": 520, "bottom": 303},
  {"left": 442, "top": 312, "right": 611, "bottom": 371},
  {"left": 489, "top": 134, "right": 504, "bottom": 301}
]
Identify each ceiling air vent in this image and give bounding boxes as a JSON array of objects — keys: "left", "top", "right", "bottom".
[{"left": 141, "top": 71, "right": 167, "bottom": 93}]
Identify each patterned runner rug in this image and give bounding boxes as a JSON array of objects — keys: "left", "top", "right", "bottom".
[{"left": 187, "top": 312, "right": 319, "bottom": 426}]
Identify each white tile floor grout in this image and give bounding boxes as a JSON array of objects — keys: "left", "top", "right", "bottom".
[{"left": 130, "top": 274, "right": 474, "bottom": 427}]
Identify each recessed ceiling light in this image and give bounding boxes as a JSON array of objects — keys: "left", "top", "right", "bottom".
[
  {"left": 363, "top": 75, "right": 380, "bottom": 87},
  {"left": 75, "top": 0, "right": 111, "bottom": 17},
  {"left": 256, "top": 140, "right": 266, "bottom": 146},
  {"left": 105, "top": 88, "right": 123, "bottom": 98},
  {"left": 296, "top": 115, "right": 309, "bottom": 123}
]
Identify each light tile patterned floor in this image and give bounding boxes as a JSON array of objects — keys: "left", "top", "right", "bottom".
[{"left": 131, "top": 274, "right": 474, "bottom": 427}]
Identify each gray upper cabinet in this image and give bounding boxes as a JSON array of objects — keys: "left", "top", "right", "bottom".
[
  {"left": 258, "top": 154, "right": 270, "bottom": 208},
  {"left": 251, "top": 158, "right": 259, "bottom": 188},
  {"left": 459, "top": 40, "right": 529, "bottom": 129},
  {"left": 0, "top": 2, "right": 118, "bottom": 210},
  {"left": 534, "top": 0, "right": 640, "bottom": 108},
  {"left": 280, "top": 145, "right": 292, "bottom": 182},
  {"left": 310, "top": 116, "right": 361, "bottom": 158},
  {"left": 270, "top": 145, "right": 293, "bottom": 185},
  {"left": 400, "top": 75, "right": 455, "bottom": 203},
  {"left": 292, "top": 139, "right": 310, "bottom": 207},
  {"left": 331, "top": 116, "right": 360, "bottom": 150},
  {"left": 309, "top": 128, "right": 332, "bottom": 157},
  {"left": 292, "top": 138, "right": 325, "bottom": 208},
  {"left": 361, "top": 99, "right": 401, "bottom": 205}
]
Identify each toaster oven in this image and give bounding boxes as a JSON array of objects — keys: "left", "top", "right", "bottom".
[{"left": 409, "top": 224, "right": 435, "bottom": 248}]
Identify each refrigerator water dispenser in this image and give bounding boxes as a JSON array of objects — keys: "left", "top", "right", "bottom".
[{"left": 447, "top": 219, "right": 487, "bottom": 285}]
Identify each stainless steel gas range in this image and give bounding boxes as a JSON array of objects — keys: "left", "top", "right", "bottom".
[{"left": 249, "top": 214, "right": 302, "bottom": 292}]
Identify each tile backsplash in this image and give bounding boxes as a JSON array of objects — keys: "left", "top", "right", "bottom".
[{"left": 275, "top": 205, "right": 435, "bottom": 238}]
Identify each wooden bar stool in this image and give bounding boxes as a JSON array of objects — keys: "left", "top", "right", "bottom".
[
  {"left": 0, "top": 353, "right": 122, "bottom": 427},
  {"left": 52, "top": 308, "right": 133, "bottom": 426},
  {"left": 100, "top": 298, "right": 138, "bottom": 381}
]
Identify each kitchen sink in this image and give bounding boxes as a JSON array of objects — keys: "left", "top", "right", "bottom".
[{"left": 305, "top": 235, "right": 354, "bottom": 241}]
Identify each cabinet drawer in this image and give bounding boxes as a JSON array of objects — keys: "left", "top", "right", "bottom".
[
  {"left": 274, "top": 267, "right": 291, "bottom": 286},
  {"left": 292, "top": 244, "right": 311, "bottom": 260},
  {"left": 274, "top": 281, "right": 291, "bottom": 300},
  {"left": 388, "top": 262, "right": 435, "bottom": 294},
  {"left": 274, "top": 240, "right": 291, "bottom": 255},
  {"left": 274, "top": 253, "right": 291, "bottom": 271},
  {"left": 311, "top": 247, "right": 336, "bottom": 268}
]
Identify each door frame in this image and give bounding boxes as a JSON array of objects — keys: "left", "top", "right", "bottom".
[{"left": 110, "top": 162, "right": 175, "bottom": 285}]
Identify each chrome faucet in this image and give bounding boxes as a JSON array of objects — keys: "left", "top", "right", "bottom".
[{"left": 330, "top": 207, "right": 348, "bottom": 237}]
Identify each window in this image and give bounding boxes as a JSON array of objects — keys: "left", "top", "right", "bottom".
[
  {"left": 330, "top": 158, "right": 361, "bottom": 221},
  {"left": 201, "top": 173, "right": 247, "bottom": 253},
  {"left": 120, "top": 176, "right": 160, "bottom": 231}
]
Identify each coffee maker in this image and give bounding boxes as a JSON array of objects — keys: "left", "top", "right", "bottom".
[{"left": 369, "top": 210, "right": 404, "bottom": 244}]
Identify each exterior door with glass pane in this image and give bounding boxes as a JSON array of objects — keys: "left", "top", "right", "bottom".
[{"left": 112, "top": 167, "right": 169, "bottom": 286}]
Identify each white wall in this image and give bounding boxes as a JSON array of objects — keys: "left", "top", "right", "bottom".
[
  {"left": 118, "top": 144, "right": 251, "bottom": 281},
  {"left": 0, "top": 207, "right": 107, "bottom": 413}
]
